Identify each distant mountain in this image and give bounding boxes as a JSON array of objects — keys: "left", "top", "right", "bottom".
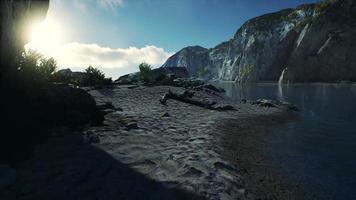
[{"left": 162, "top": 0, "right": 356, "bottom": 83}]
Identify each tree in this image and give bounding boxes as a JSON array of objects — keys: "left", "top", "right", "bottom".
[
  {"left": 138, "top": 62, "right": 152, "bottom": 82},
  {"left": 18, "top": 50, "right": 57, "bottom": 81},
  {"left": 38, "top": 57, "right": 57, "bottom": 78},
  {"left": 82, "top": 66, "right": 106, "bottom": 86}
]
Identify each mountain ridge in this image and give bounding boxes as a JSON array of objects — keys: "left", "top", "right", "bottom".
[{"left": 162, "top": 0, "right": 356, "bottom": 83}]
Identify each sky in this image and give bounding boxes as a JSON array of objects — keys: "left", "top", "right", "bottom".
[{"left": 26, "top": 0, "right": 318, "bottom": 79}]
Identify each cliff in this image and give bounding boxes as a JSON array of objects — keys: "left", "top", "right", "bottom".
[
  {"left": 0, "top": 0, "right": 49, "bottom": 75},
  {"left": 162, "top": 0, "right": 356, "bottom": 83}
]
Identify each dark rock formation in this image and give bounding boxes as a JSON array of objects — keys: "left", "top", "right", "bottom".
[
  {"left": 252, "top": 99, "right": 299, "bottom": 111},
  {"left": 0, "top": 82, "right": 104, "bottom": 163},
  {"left": 0, "top": 0, "right": 49, "bottom": 76},
  {"left": 115, "top": 67, "right": 189, "bottom": 85},
  {"left": 53, "top": 68, "right": 86, "bottom": 83},
  {"left": 161, "top": 46, "right": 210, "bottom": 78},
  {"left": 154, "top": 67, "right": 189, "bottom": 78},
  {"left": 160, "top": 89, "right": 235, "bottom": 111},
  {"left": 162, "top": 0, "right": 356, "bottom": 83}
]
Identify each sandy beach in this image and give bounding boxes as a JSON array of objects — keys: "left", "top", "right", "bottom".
[{"left": 0, "top": 85, "right": 295, "bottom": 200}]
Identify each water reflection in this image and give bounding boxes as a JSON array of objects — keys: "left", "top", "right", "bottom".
[{"left": 215, "top": 82, "right": 356, "bottom": 200}]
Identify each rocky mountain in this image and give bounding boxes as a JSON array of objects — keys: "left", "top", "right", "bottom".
[{"left": 162, "top": 0, "right": 356, "bottom": 83}]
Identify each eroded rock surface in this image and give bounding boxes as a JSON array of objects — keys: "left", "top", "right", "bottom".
[{"left": 162, "top": 0, "right": 356, "bottom": 83}]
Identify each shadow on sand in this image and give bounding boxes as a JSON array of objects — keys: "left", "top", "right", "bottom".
[{"left": 0, "top": 133, "right": 202, "bottom": 200}]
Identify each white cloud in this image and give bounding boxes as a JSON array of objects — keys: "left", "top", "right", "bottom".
[
  {"left": 99, "top": 0, "right": 124, "bottom": 10},
  {"left": 73, "top": 0, "right": 124, "bottom": 12},
  {"left": 33, "top": 42, "right": 174, "bottom": 79}
]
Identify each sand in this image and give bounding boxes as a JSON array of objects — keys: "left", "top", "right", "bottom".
[{"left": 0, "top": 85, "right": 295, "bottom": 200}]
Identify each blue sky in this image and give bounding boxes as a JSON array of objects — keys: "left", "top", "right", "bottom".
[{"left": 27, "top": 0, "right": 318, "bottom": 78}]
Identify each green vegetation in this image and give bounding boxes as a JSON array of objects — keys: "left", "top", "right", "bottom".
[
  {"left": 239, "top": 63, "right": 254, "bottom": 82},
  {"left": 18, "top": 50, "right": 57, "bottom": 82},
  {"left": 138, "top": 62, "right": 168, "bottom": 85},
  {"left": 17, "top": 50, "right": 112, "bottom": 87},
  {"left": 198, "top": 67, "right": 209, "bottom": 78},
  {"left": 139, "top": 62, "right": 153, "bottom": 82},
  {"left": 251, "top": 8, "right": 294, "bottom": 31},
  {"left": 82, "top": 66, "right": 112, "bottom": 86},
  {"left": 316, "top": 0, "right": 338, "bottom": 13}
]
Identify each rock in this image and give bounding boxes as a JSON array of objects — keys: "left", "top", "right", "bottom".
[
  {"left": 161, "top": 0, "right": 356, "bottom": 83},
  {"left": 240, "top": 99, "right": 247, "bottom": 104},
  {"left": 279, "top": 101, "right": 300, "bottom": 111},
  {"left": 83, "top": 131, "right": 100, "bottom": 144},
  {"left": 161, "top": 112, "right": 170, "bottom": 117},
  {"left": 172, "top": 78, "right": 205, "bottom": 88},
  {"left": 115, "top": 73, "right": 139, "bottom": 84},
  {"left": 237, "top": 189, "right": 247, "bottom": 196},
  {"left": 127, "top": 85, "right": 140, "bottom": 89},
  {"left": 52, "top": 69, "right": 86, "bottom": 84},
  {"left": 100, "top": 109, "right": 116, "bottom": 116},
  {"left": 42, "top": 84, "right": 104, "bottom": 126},
  {"left": 212, "top": 105, "right": 235, "bottom": 111},
  {"left": 97, "top": 101, "right": 123, "bottom": 113},
  {"left": 252, "top": 99, "right": 299, "bottom": 111},
  {"left": 96, "top": 101, "right": 115, "bottom": 110},
  {"left": 252, "top": 99, "right": 277, "bottom": 108},
  {"left": 203, "top": 84, "right": 225, "bottom": 93},
  {"left": 125, "top": 122, "right": 139, "bottom": 130},
  {"left": 0, "top": 165, "right": 16, "bottom": 189}
]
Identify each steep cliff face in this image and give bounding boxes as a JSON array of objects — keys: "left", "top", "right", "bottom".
[
  {"left": 161, "top": 46, "right": 211, "bottom": 77},
  {"left": 0, "top": 0, "right": 49, "bottom": 75},
  {"left": 162, "top": 0, "right": 356, "bottom": 83},
  {"left": 285, "top": 0, "right": 356, "bottom": 82}
]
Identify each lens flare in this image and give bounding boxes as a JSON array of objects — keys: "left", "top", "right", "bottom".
[{"left": 25, "top": 18, "right": 64, "bottom": 57}]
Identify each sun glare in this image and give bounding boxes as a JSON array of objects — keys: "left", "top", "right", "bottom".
[{"left": 25, "top": 18, "right": 64, "bottom": 57}]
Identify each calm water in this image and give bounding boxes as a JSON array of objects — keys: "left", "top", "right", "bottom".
[{"left": 217, "top": 83, "right": 356, "bottom": 200}]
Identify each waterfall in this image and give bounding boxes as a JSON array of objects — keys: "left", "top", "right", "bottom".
[{"left": 279, "top": 68, "right": 287, "bottom": 85}]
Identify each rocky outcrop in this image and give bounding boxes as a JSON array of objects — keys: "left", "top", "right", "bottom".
[
  {"left": 284, "top": 0, "right": 356, "bottom": 82},
  {"left": 162, "top": 0, "right": 356, "bottom": 83},
  {"left": 161, "top": 46, "right": 211, "bottom": 78},
  {"left": 0, "top": 0, "right": 49, "bottom": 75}
]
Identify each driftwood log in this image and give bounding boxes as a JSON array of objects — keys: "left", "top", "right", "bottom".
[{"left": 160, "top": 90, "right": 235, "bottom": 111}]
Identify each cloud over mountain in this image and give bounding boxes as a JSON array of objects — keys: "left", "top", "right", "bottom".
[{"left": 26, "top": 42, "right": 174, "bottom": 78}]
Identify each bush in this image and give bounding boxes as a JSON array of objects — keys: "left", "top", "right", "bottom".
[
  {"left": 18, "top": 50, "right": 57, "bottom": 82},
  {"left": 139, "top": 62, "right": 152, "bottom": 82},
  {"left": 82, "top": 66, "right": 111, "bottom": 86},
  {"left": 138, "top": 62, "right": 171, "bottom": 85},
  {"left": 38, "top": 57, "right": 57, "bottom": 78}
]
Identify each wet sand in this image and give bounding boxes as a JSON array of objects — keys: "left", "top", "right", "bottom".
[{"left": 0, "top": 85, "right": 297, "bottom": 200}]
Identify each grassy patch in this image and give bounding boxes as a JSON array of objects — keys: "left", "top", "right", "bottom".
[
  {"left": 239, "top": 63, "right": 254, "bottom": 82},
  {"left": 315, "top": 0, "right": 338, "bottom": 13}
]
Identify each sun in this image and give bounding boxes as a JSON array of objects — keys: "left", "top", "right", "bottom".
[{"left": 25, "top": 18, "right": 64, "bottom": 57}]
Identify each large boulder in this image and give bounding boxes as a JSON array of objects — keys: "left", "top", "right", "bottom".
[
  {"left": 0, "top": 83, "right": 104, "bottom": 163},
  {"left": 39, "top": 84, "right": 104, "bottom": 127}
]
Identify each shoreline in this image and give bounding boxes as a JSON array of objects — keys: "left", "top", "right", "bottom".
[
  {"left": 214, "top": 80, "right": 356, "bottom": 86},
  {"left": 216, "top": 113, "right": 308, "bottom": 200},
  {"left": 1, "top": 85, "right": 300, "bottom": 200}
]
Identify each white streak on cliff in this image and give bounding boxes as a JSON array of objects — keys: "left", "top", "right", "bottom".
[
  {"left": 318, "top": 36, "right": 332, "bottom": 54},
  {"left": 297, "top": 24, "right": 309, "bottom": 47}
]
